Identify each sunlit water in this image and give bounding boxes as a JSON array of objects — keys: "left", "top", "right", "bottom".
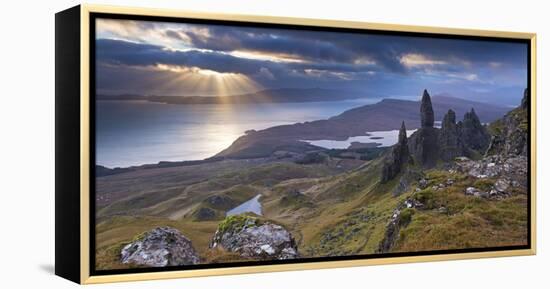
[
  {"left": 226, "top": 194, "right": 262, "bottom": 216},
  {"left": 302, "top": 129, "right": 418, "bottom": 149},
  {"left": 96, "top": 98, "right": 381, "bottom": 168}
]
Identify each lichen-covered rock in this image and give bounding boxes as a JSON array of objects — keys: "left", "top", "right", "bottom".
[
  {"left": 210, "top": 214, "right": 298, "bottom": 260},
  {"left": 121, "top": 227, "right": 200, "bottom": 267}
]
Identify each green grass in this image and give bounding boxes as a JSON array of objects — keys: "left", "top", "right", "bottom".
[
  {"left": 94, "top": 151, "right": 528, "bottom": 269},
  {"left": 391, "top": 170, "right": 528, "bottom": 252}
]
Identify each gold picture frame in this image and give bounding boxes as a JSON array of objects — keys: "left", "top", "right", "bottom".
[{"left": 55, "top": 4, "right": 536, "bottom": 284}]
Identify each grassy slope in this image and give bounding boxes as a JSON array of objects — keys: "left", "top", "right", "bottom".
[
  {"left": 95, "top": 159, "right": 357, "bottom": 269},
  {"left": 96, "top": 143, "right": 527, "bottom": 270},
  {"left": 392, "top": 170, "right": 528, "bottom": 252}
]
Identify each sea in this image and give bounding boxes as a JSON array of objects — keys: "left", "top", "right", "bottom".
[{"left": 97, "top": 98, "right": 391, "bottom": 168}]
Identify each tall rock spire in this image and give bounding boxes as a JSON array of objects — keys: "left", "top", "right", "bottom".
[
  {"left": 398, "top": 121, "right": 407, "bottom": 145},
  {"left": 420, "top": 89, "right": 434, "bottom": 128},
  {"left": 442, "top": 109, "right": 456, "bottom": 128},
  {"left": 439, "top": 109, "right": 464, "bottom": 161},
  {"left": 381, "top": 121, "right": 411, "bottom": 183},
  {"left": 408, "top": 89, "right": 439, "bottom": 168},
  {"left": 461, "top": 108, "right": 490, "bottom": 152}
]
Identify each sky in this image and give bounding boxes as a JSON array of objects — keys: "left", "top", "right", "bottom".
[{"left": 95, "top": 18, "right": 528, "bottom": 106}]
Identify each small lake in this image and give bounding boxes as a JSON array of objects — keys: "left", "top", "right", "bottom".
[
  {"left": 303, "top": 129, "right": 417, "bottom": 150},
  {"left": 226, "top": 194, "right": 262, "bottom": 216}
]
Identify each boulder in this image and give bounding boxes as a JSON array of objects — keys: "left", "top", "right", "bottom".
[
  {"left": 210, "top": 214, "right": 298, "bottom": 260},
  {"left": 494, "top": 178, "right": 510, "bottom": 192},
  {"left": 121, "top": 227, "right": 200, "bottom": 267},
  {"left": 465, "top": 187, "right": 489, "bottom": 198}
]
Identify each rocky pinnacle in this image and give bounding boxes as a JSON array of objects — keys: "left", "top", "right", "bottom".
[
  {"left": 398, "top": 121, "right": 408, "bottom": 145},
  {"left": 420, "top": 89, "right": 434, "bottom": 128},
  {"left": 442, "top": 109, "right": 456, "bottom": 128},
  {"left": 381, "top": 121, "right": 411, "bottom": 183}
]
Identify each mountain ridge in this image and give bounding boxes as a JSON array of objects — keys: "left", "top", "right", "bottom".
[
  {"left": 97, "top": 87, "right": 370, "bottom": 104},
  {"left": 216, "top": 94, "right": 509, "bottom": 159}
]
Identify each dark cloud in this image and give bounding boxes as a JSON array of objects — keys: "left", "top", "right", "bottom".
[
  {"left": 96, "top": 38, "right": 378, "bottom": 76},
  {"left": 96, "top": 38, "right": 276, "bottom": 74},
  {"left": 95, "top": 20, "right": 528, "bottom": 105},
  {"left": 162, "top": 24, "right": 527, "bottom": 73}
]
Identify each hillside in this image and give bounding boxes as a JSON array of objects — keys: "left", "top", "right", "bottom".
[{"left": 216, "top": 94, "right": 508, "bottom": 159}]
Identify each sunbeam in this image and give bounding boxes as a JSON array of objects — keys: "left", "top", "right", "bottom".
[{"left": 153, "top": 64, "right": 263, "bottom": 98}]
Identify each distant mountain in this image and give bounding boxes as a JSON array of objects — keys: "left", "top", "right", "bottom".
[
  {"left": 216, "top": 93, "right": 509, "bottom": 159},
  {"left": 97, "top": 88, "right": 369, "bottom": 104},
  {"left": 96, "top": 93, "right": 149, "bottom": 101}
]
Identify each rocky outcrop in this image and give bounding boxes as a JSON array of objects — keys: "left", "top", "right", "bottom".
[
  {"left": 121, "top": 227, "right": 200, "bottom": 267},
  {"left": 210, "top": 214, "right": 298, "bottom": 260},
  {"left": 420, "top": 89, "right": 435, "bottom": 127},
  {"left": 206, "top": 195, "right": 237, "bottom": 210},
  {"left": 409, "top": 128, "right": 439, "bottom": 168},
  {"left": 392, "top": 169, "right": 425, "bottom": 196},
  {"left": 194, "top": 207, "right": 218, "bottom": 221},
  {"left": 454, "top": 154, "right": 527, "bottom": 189},
  {"left": 381, "top": 122, "right": 412, "bottom": 183},
  {"left": 378, "top": 198, "right": 424, "bottom": 253},
  {"left": 409, "top": 89, "right": 493, "bottom": 167},
  {"left": 521, "top": 88, "right": 529, "bottom": 110},
  {"left": 438, "top": 109, "right": 465, "bottom": 161},
  {"left": 461, "top": 108, "right": 490, "bottom": 152},
  {"left": 486, "top": 89, "right": 528, "bottom": 157}
]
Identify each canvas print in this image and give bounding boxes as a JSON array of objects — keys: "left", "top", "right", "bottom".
[{"left": 94, "top": 17, "right": 530, "bottom": 271}]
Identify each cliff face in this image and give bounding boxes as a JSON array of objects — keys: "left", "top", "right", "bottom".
[
  {"left": 486, "top": 88, "right": 529, "bottom": 157},
  {"left": 381, "top": 122, "right": 411, "bottom": 183}
]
